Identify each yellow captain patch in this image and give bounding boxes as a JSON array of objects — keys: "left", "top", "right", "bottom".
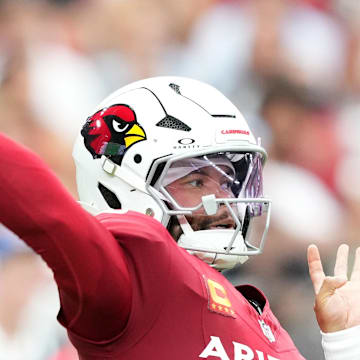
[{"left": 204, "top": 276, "right": 236, "bottom": 318}]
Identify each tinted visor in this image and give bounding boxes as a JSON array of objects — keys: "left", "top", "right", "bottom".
[{"left": 160, "top": 152, "right": 264, "bottom": 212}]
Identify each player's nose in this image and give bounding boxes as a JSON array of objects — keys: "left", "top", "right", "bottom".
[{"left": 217, "top": 205, "right": 236, "bottom": 229}]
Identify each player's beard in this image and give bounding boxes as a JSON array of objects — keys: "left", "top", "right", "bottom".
[{"left": 168, "top": 207, "right": 235, "bottom": 242}]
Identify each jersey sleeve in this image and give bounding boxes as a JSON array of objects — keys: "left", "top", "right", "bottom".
[{"left": 0, "top": 133, "right": 132, "bottom": 341}]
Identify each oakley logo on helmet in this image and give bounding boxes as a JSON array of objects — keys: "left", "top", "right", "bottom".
[
  {"left": 81, "top": 104, "right": 146, "bottom": 165},
  {"left": 178, "top": 138, "right": 195, "bottom": 145}
]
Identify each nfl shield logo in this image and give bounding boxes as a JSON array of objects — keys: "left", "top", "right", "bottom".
[{"left": 258, "top": 319, "right": 276, "bottom": 343}]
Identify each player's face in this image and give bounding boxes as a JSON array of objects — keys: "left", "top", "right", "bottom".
[{"left": 166, "top": 165, "right": 236, "bottom": 234}]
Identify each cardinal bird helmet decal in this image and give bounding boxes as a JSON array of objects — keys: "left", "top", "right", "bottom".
[{"left": 81, "top": 104, "right": 146, "bottom": 165}]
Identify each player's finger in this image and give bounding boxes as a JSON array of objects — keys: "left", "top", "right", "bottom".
[
  {"left": 317, "top": 276, "right": 347, "bottom": 302},
  {"left": 307, "top": 244, "right": 325, "bottom": 294},
  {"left": 334, "top": 244, "right": 349, "bottom": 279},
  {"left": 350, "top": 247, "right": 360, "bottom": 281}
]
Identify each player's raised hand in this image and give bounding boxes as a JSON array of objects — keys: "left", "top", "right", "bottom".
[{"left": 307, "top": 244, "right": 360, "bottom": 333}]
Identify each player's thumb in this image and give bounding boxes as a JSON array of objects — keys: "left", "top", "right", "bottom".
[{"left": 317, "top": 276, "right": 347, "bottom": 300}]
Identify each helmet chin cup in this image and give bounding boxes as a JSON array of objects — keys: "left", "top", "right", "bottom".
[{"left": 177, "top": 228, "right": 249, "bottom": 270}]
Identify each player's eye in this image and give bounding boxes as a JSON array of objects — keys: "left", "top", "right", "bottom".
[
  {"left": 188, "top": 179, "right": 204, "bottom": 188},
  {"left": 113, "top": 120, "right": 129, "bottom": 132}
]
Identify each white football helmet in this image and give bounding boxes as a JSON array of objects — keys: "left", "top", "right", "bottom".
[{"left": 73, "top": 76, "right": 271, "bottom": 270}]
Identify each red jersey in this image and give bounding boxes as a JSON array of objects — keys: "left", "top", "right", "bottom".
[{"left": 0, "top": 133, "right": 305, "bottom": 360}]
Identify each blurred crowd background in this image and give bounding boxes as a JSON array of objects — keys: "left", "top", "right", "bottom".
[{"left": 0, "top": 0, "right": 359, "bottom": 359}]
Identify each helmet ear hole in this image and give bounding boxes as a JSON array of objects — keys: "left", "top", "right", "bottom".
[
  {"left": 134, "top": 154, "right": 142, "bottom": 163},
  {"left": 98, "top": 183, "right": 122, "bottom": 209}
]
